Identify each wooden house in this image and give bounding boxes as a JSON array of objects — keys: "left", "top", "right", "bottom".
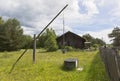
[{"left": 56, "top": 31, "right": 86, "bottom": 49}]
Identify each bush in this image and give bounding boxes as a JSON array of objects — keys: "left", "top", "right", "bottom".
[
  {"left": 65, "top": 46, "right": 74, "bottom": 51},
  {"left": 38, "top": 28, "right": 58, "bottom": 52}
]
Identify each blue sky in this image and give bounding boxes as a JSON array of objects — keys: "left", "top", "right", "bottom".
[{"left": 0, "top": 0, "right": 120, "bottom": 43}]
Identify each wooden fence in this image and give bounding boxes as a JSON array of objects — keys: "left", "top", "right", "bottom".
[{"left": 99, "top": 47, "right": 120, "bottom": 81}]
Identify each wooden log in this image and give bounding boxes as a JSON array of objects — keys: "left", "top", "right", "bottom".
[{"left": 33, "top": 34, "right": 36, "bottom": 63}]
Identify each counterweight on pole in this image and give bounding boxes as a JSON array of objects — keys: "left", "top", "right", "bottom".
[{"left": 9, "top": 4, "right": 68, "bottom": 73}]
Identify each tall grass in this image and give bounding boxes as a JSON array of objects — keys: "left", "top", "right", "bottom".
[{"left": 0, "top": 49, "right": 109, "bottom": 81}]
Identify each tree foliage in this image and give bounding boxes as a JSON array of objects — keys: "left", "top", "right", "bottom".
[
  {"left": 83, "top": 34, "right": 105, "bottom": 47},
  {"left": 37, "top": 33, "right": 47, "bottom": 48},
  {"left": 37, "top": 28, "right": 58, "bottom": 51},
  {"left": 0, "top": 17, "right": 25, "bottom": 51},
  {"left": 95, "top": 38, "right": 106, "bottom": 46},
  {"left": 108, "top": 27, "right": 120, "bottom": 47},
  {"left": 21, "top": 35, "right": 33, "bottom": 49},
  {"left": 83, "top": 34, "right": 95, "bottom": 45}
]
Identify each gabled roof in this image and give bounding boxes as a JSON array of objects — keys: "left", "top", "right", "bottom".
[{"left": 57, "top": 31, "right": 86, "bottom": 41}]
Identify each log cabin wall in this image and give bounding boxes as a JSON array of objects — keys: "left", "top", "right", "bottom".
[{"left": 56, "top": 31, "right": 86, "bottom": 49}]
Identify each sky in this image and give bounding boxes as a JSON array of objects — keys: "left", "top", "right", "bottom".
[{"left": 0, "top": 0, "right": 120, "bottom": 44}]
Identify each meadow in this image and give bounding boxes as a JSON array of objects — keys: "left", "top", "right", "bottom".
[{"left": 0, "top": 49, "right": 109, "bottom": 81}]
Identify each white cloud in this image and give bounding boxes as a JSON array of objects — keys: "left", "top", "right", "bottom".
[
  {"left": 109, "top": 1, "right": 120, "bottom": 18},
  {"left": 0, "top": 0, "right": 120, "bottom": 42},
  {"left": 96, "top": 0, "right": 120, "bottom": 23},
  {"left": 82, "top": 0, "right": 99, "bottom": 15},
  {"left": 21, "top": 26, "right": 37, "bottom": 36},
  {"left": 65, "top": 0, "right": 99, "bottom": 25},
  {"left": 79, "top": 28, "right": 113, "bottom": 44},
  {"left": 0, "top": 0, "right": 101, "bottom": 35}
]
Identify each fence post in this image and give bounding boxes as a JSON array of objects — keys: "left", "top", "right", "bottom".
[{"left": 33, "top": 34, "right": 36, "bottom": 63}]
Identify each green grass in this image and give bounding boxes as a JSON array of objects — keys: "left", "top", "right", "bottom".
[{"left": 0, "top": 49, "right": 109, "bottom": 81}]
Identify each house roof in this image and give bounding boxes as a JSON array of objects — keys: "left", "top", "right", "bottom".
[{"left": 57, "top": 31, "right": 86, "bottom": 42}]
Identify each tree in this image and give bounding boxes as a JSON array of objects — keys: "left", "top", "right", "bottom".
[
  {"left": 0, "top": 17, "right": 6, "bottom": 51},
  {"left": 37, "top": 33, "right": 47, "bottom": 48},
  {"left": 95, "top": 38, "right": 106, "bottom": 46},
  {"left": 21, "top": 35, "right": 33, "bottom": 49},
  {"left": 0, "top": 18, "right": 24, "bottom": 51},
  {"left": 37, "top": 28, "right": 58, "bottom": 51},
  {"left": 82, "top": 34, "right": 105, "bottom": 48},
  {"left": 0, "top": 17, "right": 4, "bottom": 25},
  {"left": 83, "top": 34, "right": 96, "bottom": 45},
  {"left": 108, "top": 27, "right": 120, "bottom": 47}
]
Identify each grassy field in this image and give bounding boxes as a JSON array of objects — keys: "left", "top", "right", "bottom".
[{"left": 0, "top": 49, "right": 109, "bottom": 81}]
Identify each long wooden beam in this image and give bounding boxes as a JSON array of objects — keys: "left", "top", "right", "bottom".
[{"left": 9, "top": 4, "right": 68, "bottom": 73}]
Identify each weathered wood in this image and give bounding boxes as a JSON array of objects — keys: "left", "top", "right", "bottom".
[
  {"left": 99, "top": 47, "right": 120, "bottom": 81},
  {"left": 64, "top": 58, "right": 78, "bottom": 70},
  {"left": 33, "top": 34, "right": 36, "bottom": 63},
  {"left": 56, "top": 31, "right": 86, "bottom": 49},
  {"left": 9, "top": 4, "right": 68, "bottom": 73}
]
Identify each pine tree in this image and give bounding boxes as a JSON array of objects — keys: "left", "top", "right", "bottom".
[
  {"left": 109, "top": 27, "right": 120, "bottom": 47},
  {"left": 0, "top": 17, "right": 6, "bottom": 51},
  {"left": 0, "top": 17, "right": 24, "bottom": 51}
]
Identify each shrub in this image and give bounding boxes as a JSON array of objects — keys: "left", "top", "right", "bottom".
[{"left": 65, "top": 46, "right": 74, "bottom": 51}]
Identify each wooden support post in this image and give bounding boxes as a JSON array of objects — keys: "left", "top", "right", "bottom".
[
  {"left": 33, "top": 34, "right": 36, "bottom": 63},
  {"left": 9, "top": 4, "right": 68, "bottom": 73}
]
